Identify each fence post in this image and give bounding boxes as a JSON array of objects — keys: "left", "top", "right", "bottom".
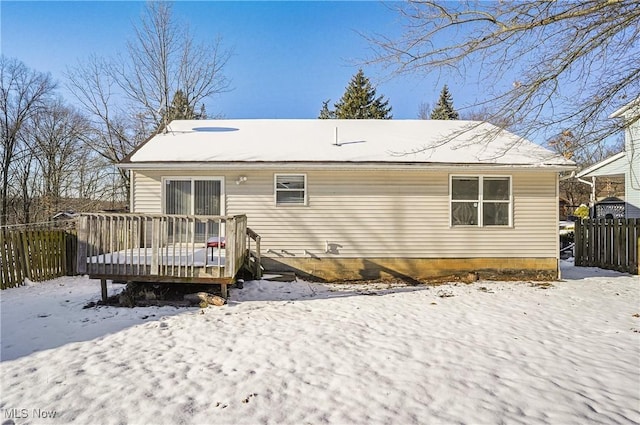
[
  {"left": 574, "top": 220, "right": 580, "bottom": 265},
  {"left": 65, "top": 231, "right": 76, "bottom": 276},
  {"left": 0, "top": 230, "right": 10, "bottom": 288},
  {"left": 588, "top": 219, "right": 595, "bottom": 266},
  {"left": 613, "top": 219, "right": 621, "bottom": 271},
  {"left": 76, "top": 216, "right": 88, "bottom": 274}
]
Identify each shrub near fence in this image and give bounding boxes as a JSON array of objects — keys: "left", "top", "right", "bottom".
[
  {"left": 574, "top": 218, "right": 640, "bottom": 275},
  {"left": 0, "top": 222, "right": 77, "bottom": 289}
]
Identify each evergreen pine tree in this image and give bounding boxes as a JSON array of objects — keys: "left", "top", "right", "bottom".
[
  {"left": 430, "top": 85, "right": 459, "bottom": 120},
  {"left": 157, "top": 90, "right": 204, "bottom": 132},
  {"left": 319, "top": 69, "right": 392, "bottom": 119},
  {"left": 166, "top": 90, "right": 196, "bottom": 121},
  {"left": 318, "top": 100, "right": 335, "bottom": 119}
]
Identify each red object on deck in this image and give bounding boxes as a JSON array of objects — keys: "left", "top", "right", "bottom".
[
  {"left": 207, "top": 237, "right": 226, "bottom": 261},
  {"left": 207, "top": 237, "right": 226, "bottom": 248}
]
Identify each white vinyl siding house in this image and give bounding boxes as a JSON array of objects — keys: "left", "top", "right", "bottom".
[
  {"left": 576, "top": 98, "right": 640, "bottom": 219},
  {"left": 121, "top": 119, "right": 574, "bottom": 280},
  {"left": 130, "top": 168, "right": 557, "bottom": 259}
]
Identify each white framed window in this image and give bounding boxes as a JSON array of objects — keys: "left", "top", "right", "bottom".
[
  {"left": 275, "top": 174, "right": 307, "bottom": 206},
  {"left": 450, "top": 175, "right": 511, "bottom": 227}
]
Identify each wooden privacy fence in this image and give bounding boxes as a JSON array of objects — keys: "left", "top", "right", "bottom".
[
  {"left": 574, "top": 218, "right": 640, "bottom": 274},
  {"left": 1, "top": 223, "right": 77, "bottom": 289}
]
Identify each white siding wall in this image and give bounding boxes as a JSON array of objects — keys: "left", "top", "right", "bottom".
[
  {"left": 132, "top": 168, "right": 558, "bottom": 258},
  {"left": 625, "top": 122, "right": 640, "bottom": 218},
  {"left": 132, "top": 171, "right": 162, "bottom": 214}
]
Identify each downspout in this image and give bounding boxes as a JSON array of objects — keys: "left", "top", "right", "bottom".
[
  {"left": 567, "top": 170, "right": 597, "bottom": 206},
  {"left": 576, "top": 176, "right": 596, "bottom": 206},
  {"left": 562, "top": 170, "right": 596, "bottom": 204},
  {"left": 566, "top": 170, "right": 597, "bottom": 216}
]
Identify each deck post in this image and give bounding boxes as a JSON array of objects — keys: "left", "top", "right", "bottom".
[
  {"left": 76, "top": 216, "right": 88, "bottom": 274},
  {"left": 225, "top": 218, "right": 237, "bottom": 277},
  {"left": 220, "top": 283, "right": 228, "bottom": 299},
  {"left": 100, "top": 278, "right": 108, "bottom": 302},
  {"left": 151, "top": 217, "right": 160, "bottom": 275}
]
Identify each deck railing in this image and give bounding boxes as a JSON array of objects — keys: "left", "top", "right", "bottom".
[{"left": 76, "top": 213, "right": 248, "bottom": 280}]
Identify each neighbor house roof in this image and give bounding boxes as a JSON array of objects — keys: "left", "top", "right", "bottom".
[
  {"left": 610, "top": 97, "right": 640, "bottom": 119},
  {"left": 576, "top": 151, "right": 627, "bottom": 178},
  {"left": 578, "top": 97, "right": 639, "bottom": 178},
  {"left": 120, "top": 119, "right": 574, "bottom": 169}
]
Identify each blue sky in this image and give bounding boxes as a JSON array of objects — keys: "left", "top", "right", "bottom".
[{"left": 1, "top": 1, "right": 485, "bottom": 120}]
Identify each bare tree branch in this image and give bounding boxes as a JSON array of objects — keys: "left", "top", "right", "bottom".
[
  {"left": 368, "top": 0, "right": 639, "bottom": 147},
  {"left": 113, "top": 2, "right": 231, "bottom": 132},
  {"left": 0, "top": 56, "right": 56, "bottom": 225},
  {"left": 66, "top": 2, "right": 231, "bottom": 205}
]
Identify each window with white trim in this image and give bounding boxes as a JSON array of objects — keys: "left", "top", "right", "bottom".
[
  {"left": 450, "top": 176, "right": 511, "bottom": 226},
  {"left": 275, "top": 174, "right": 306, "bottom": 205}
]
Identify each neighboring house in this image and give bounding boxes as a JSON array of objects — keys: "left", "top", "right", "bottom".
[
  {"left": 52, "top": 210, "right": 77, "bottom": 220},
  {"left": 119, "top": 119, "right": 574, "bottom": 281},
  {"left": 576, "top": 98, "right": 640, "bottom": 219}
]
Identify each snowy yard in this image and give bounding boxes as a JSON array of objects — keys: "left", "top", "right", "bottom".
[{"left": 1, "top": 261, "right": 639, "bottom": 425}]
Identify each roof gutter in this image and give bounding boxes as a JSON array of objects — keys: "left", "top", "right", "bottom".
[{"left": 117, "top": 161, "right": 576, "bottom": 172}]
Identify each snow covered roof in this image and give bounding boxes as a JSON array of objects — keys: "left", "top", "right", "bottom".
[
  {"left": 610, "top": 97, "right": 640, "bottom": 119},
  {"left": 52, "top": 211, "right": 78, "bottom": 220},
  {"left": 121, "top": 119, "right": 574, "bottom": 169}
]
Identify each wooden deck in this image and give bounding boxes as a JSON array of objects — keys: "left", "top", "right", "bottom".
[{"left": 76, "top": 213, "right": 261, "bottom": 299}]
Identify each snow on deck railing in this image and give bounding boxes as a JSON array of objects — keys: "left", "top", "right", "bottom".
[{"left": 76, "top": 213, "right": 247, "bottom": 279}]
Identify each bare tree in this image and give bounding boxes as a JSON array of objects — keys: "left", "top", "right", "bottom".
[
  {"left": 67, "top": 2, "right": 230, "bottom": 203},
  {"left": 25, "top": 100, "right": 90, "bottom": 218},
  {"left": 9, "top": 148, "right": 40, "bottom": 224},
  {"left": 417, "top": 102, "right": 430, "bottom": 120},
  {"left": 113, "top": 1, "right": 230, "bottom": 132},
  {"left": 66, "top": 56, "right": 138, "bottom": 201},
  {"left": 74, "top": 146, "right": 113, "bottom": 203},
  {"left": 370, "top": 1, "right": 640, "bottom": 147},
  {"left": 460, "top": 107, "right": 515, "bottom": 130},
  {"left": 0, "top": 56, "right": 56, "bottom": 225}
]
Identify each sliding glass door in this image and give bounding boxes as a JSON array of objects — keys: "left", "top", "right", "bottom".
[{"left": 164, "top": 178, "right": 223, "bottom": 242}]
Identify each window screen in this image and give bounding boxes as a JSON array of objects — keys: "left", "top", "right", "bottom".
[{"left": 275, "top": 174, "right": 306, "bottom": 205}]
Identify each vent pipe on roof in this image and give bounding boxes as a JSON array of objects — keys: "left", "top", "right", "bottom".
[{"left": 334, "top": 126, "right": 339, "bottom": 146}]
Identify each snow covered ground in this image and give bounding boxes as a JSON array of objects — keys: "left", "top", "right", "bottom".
[{"left": 1, "top": 260, "right": 638, "bottom": 425}]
